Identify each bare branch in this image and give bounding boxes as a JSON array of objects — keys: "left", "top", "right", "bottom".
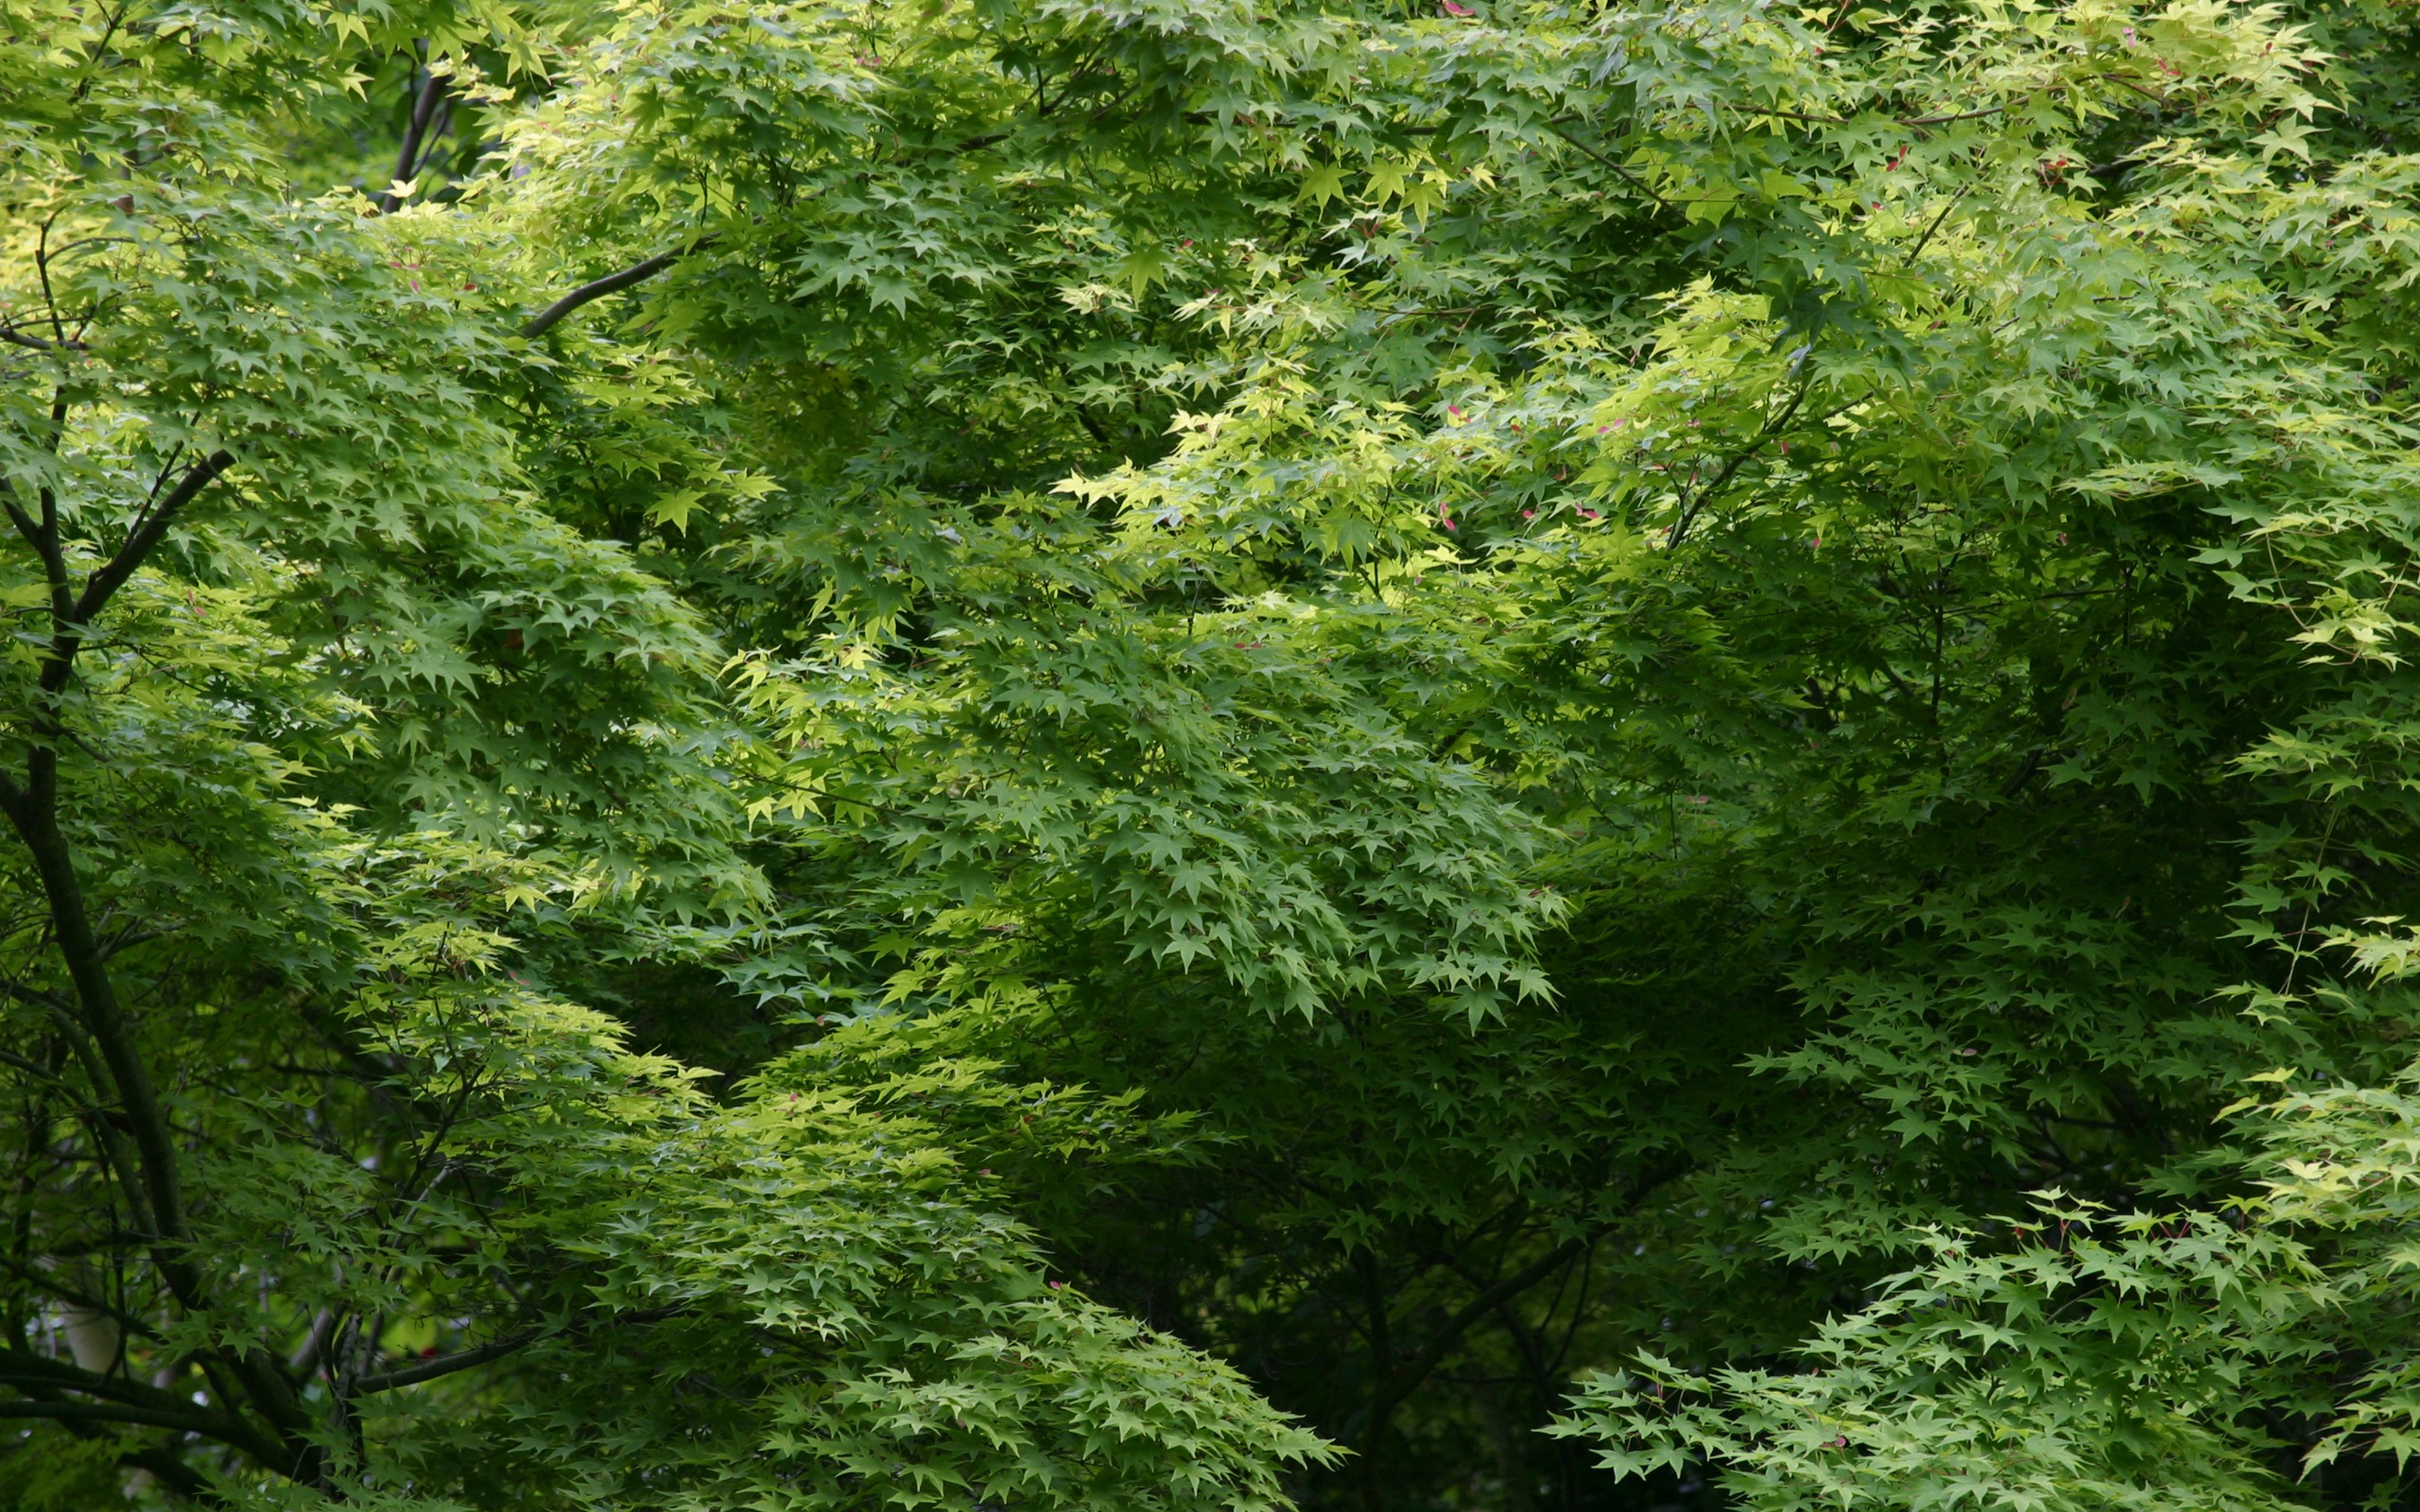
[
  {"left": 0, "top": 1349, "right": 197, "bottom": 1414},
  {"left": 0, "top": 1397, "right": 242, "bottom": 1437},
  {"left": 522, "top": 241, "right": 712, "bottom": 338},
  {"left": 67, "top": 449, "right": 234, "bottom": 637},
  {"left": 352, "top": 1327, "right": 542, "bottom": 1395},
  {"left": 0, "top": 326, "right": 86, "bottom": 353},
  {"left": 1370, "top": 1235, "right": 1594, "bottom": 1423},
  {"left": 0, "top": 483, "right": 44, "bottom": 558},
  {"left": 1901, "top": 183, "right": 1971, "bottom": 268},
  {"left": 381, "top": 65, "right": 450, "bottom": 213},
  {"left": 0, "top": 1353, "right": 290, "bottom": 1468},
  {"left": 0, "top": 1043, "right": 80, "bottom": 1092},
  {"left": 1668, "top": 369, "right": 1818, "bottom": 549},
  {"left": 1545, "top": 119, "right": 1669, "bottom": 213}
]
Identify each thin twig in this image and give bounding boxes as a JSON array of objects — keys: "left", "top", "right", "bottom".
[
  {"left": 1544, "top": 121, "right": 1670, "bottom": 213},
  {"left": 1901, "top": 183, "right": 1970, "bottom": 268}
]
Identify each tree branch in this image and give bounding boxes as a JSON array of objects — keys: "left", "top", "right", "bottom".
[
  {"left": 1370, "top": 1236, "right": 1593, "bottom": 1425},
  {"left": 1544, "top": 120, "right": 1669, "bottom": 213},
  {"left": 522, "top": 241, "right": 711, "bottom": 338},
  {"left": 1900, "top": 183, "right": 1970, "bottom": 268},
  {"left": 0, "top": 1397, "right": 246, "bottom": 1437},
  {"left": 0, "top": 488, "right": 43, "bottom": 558},
  {"left": 65, "top": 450, "right": 234, "bottom": 650},
  {"left": 0, "top": 1043, "right": 82, "bottom": 1094},
  {"left": 351, "top": 1327, "right": 542, "bottom": 1395},
  {"left": 0, "top": 1354, "right": 288, "bottom": 1466},
  {"left": 1668, "top": 369, "right": 1816, "bottom": 549},
  {"left": 0, "top": 474, "right": 70, "bottom": 618},
  {"left": 0, "top": 1350, "right": 199, "bottom": 1417},
  {"left": 0, "top": 326, "right": 86, "bottom": 353},
  {"left": 0, "top": 979, "right": 152, "bottom": 1214},
  {"left": 385, "top": 67, "right": 450, "bottom": 209},
  {"left": 350, "top": 1306, "right": 679, "bottom": 1399},
  {"left": 119, "top": 1444, "right": 216, "bottom": 1504},
  {"left": 0, "top": 780, "right": 191, "bottom": 1287}
]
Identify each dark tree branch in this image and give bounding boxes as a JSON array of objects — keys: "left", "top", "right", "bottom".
[
  {"left": 0, "top": 790, "right": 181, "bottom": 1253},
  {"left": 0, "top": 487, "right": 43, "bottom": 558},
  {"left": 0, "top": 1355, "right": 287, "bottom": 1468},
  {"left": 1544, "top": 120, "right": 1669, "bottom": 213},
  {"left": 0, "top": 979, "right": 151, "bottom": 1209},
  {"left": 119, "top": 1444, "right": 216, "bottom": 1504},
  {"left": 423, "top": 96, "right": 456, "bottom": 175},
  {"left": 352, "top": 1327, "right": 542, "bottom": 1394},
  {"left": 1668, "top": 370, "right": 1816, "bottom": 549},
  {"left": 0, "top": 1043, "right": 81, "bottom": 1094},
  {"left": 1371, "top": 1235, "right": 1593, "bottom": 1424},
  {"left": 285, "top": 1307, "right": 341, "bottom": 1382},
  {"left": 98, "top": 924, "right": 174, "bottom": 961},
  {"left": 1357, "top": 1247, "right": 1394, "bottom": 1512},
  {"left": 64, "top": 449, "right": 234, "bottom": 658},
  {"left": 522, "top": 242, "right": 710, "bottom": 338},
  {"left": 0, "top": 326, "right": 86, "bottom": 353},
  {"left": 0, "top": 445, "right": 236, "bottom": 1292},
  {"left": 35, "top": 215, "right": 69, "bottom": 347},
  {"left": 0, "top": 472, "right": 70, "bottom": 622},
  {"left": 0, "top": 1397, "right": 247, "bottom": 1437},
  {"left": 3, "top": 452, "right": 241, "bottom": 1266},
  {"left": 0, "top": 1350, "right": 199, "bottom": 1417},
  {"left": 1357, "top": 1162, "right": 1684, "bottom": 1471},
  {"left": 380, "top": 65, "right": 448, "bottom": 212},
  {"left": 1900, "top": 183, "right": 1970, "bottom": 268}
]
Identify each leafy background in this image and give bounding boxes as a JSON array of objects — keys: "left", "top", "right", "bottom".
[{"left": 9, "top": 1, "right": 2420, "bottom": 1510}]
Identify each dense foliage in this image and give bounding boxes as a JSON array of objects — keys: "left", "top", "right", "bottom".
[{"left": 9, "top": 0, "right": 2420, "bottom": 1508}]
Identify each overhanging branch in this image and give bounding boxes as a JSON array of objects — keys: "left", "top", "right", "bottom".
[
  {"left": 522, "top": 239, "right": 713, "bottom": 338},
  {"left": 0, "top": 1354, "right": 286, "bottom": 1465},
  {"left": 353, "top": 1327, "right": 542, "bottom": 1395},
  {"left": 1, "top": 326, "right": 86, "bottom": 353},
  {"left": 0, "top": 1397, "right": 238, "bottom": 1435},
  {"left": 69, "top": 450, "right": 234, "bottom": 637}
]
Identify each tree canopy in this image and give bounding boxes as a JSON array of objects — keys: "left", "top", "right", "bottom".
[{"left": 9, "top": 1, "right": 2420, "bottom": 1509}]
